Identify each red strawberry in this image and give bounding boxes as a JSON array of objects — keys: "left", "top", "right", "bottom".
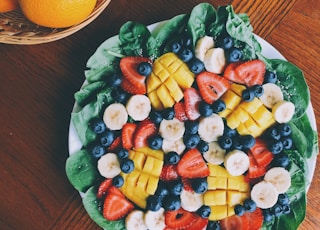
[
  {"left": 103, "top": 193, "right": 134, "bottom": 221},
  {"left": 235, "top": 59, "right": 266, "bottom": 87},
  {"left": 247, "top": 152, "right": 267, "bottom": 179},
  {"left": 220, "top": 213, "right": 250, "bottom": 230},
  {"left": 160, "top": 164, "right": 180, "bottom": 181},
  {"left": 196, "top": 71, "right": 231, "bottom": 104},
  {"left": 181, "top": 177, "right": 193, "bottom": 192},
  {"left": 97, "top": 179, "right": 112, "bottom": 199},
  {"left": 185, "top": 216, "right": 208, "bottom": 230},
  {"left": 174, "top": 102, "right": 188, "bottom": 121},
  {"left": 120, "top": 56, "right": 151, "bottom": 94},
  {"left": 165, "top": 208, "right": 196, "bottom": 229},
  {"left": 177, "top": 148, "right": 210, "bottom": 178},
  {"left": 184, "top": 88, "right": 201, "bottom": 120},
  {"left": 249, "top": 138, "right": 274, "bottom": 167},
  {"left": 121, "top": 123, "right": 137, "bottom": 150},
  {"left": 107, "top": 136, "right": 121, "bottom": 152},
  {"left": 121, "top": 77, "right": 145, "bottom": 95},
  {"left": 108, "top": 186, "right": 125, "bottom": 198},
  {"left": 133, "top": 119, "right": 157, "bottom": 148},
  {"left": 247, "top": 208, "right": 264, "bottom": 230},
  {"left": 223, "top": 62, "right": 243, "bottom": 84}
]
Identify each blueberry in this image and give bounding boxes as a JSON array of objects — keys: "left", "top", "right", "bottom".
[
  {"left": 90, "top": 144, "right": 106, "bottom": 159},
  {"left": 226, "top": 48, "right": 242, "bottom": 63},
  {"left": 232, "top": 137, "right": 243, "bottom": 150},
  {"left": 149, "top": 110, "right": 163, "bottom": 124},
  {"left": 267, "top": 126, "right": 281, "bottom": 141},
  {"left": 277, "top": 193, "right": 290, "bottom": 206},
  {"left": 170, "top": 41, "right": 182, "bottom": 53},
  {"left": 197, "top": 140, "right": 209, "bottom": 153},
  {"left": 282, "top": 137, "right": 293, "bottom": 150},
  {"left": 117, "top": 148, "right": 129, "bottom": 160},
  {"left": 120, "top": 158, "right": 134, "bottom": 173},
  {"left": 220, "top": 36, "right": 234, "bottom": 50},
  {"left": 162, "top": 107, "right": 175, "bottom": 120},
  {"left": 137, "top": 62, "right": 152, "bottom": 76},
  {"left": 234, "top": 204, "right": 245, "bottom": 216},
  {"left": 179, "top": 48, "right": 193, "bottom": 62},
  {"left": 196, "top": 205, "right": 211, "bottom": 218},
  {"left": 163, "top": 195, "right": 181, "bottom": 211},
  {"left": 242, "top": 88, "right": 255, "bottom": 102},
  {"left": 112, "top": 175, "right": 124, "bottom": 188},
  {"left": 263, "top": 209, "right": 274, "bottom": 222},
  {"left": 271, "top": 203, "right": 283, "bottom": 217},
  {"left": 218, "top": 135, "right": 233, "bottom": 150},
  {"left": 243, "top": 199, "right": 257, "bottom": 212},
  {"left": 100, "top": 130, "right": 116, "bottom": 147},
  {"left": 90, "top": 119, "right": 107, "bottom": 134},
  {"left": 278, "top": 123, "right": 292, "bottom": 137},
  {"left": 183, "top": 134, "right": 201, "bottom": 149},
  {"left": 191, "top": 178, "right": 208, "bottom": 194},
  {"left": 268, "top": 140, "right": 283, "bottom": 154},
  {"left": 180, "top": 34, "right": 193, "bottom": 47},
  {"left": 224, "top": 126, "right": 238, "bottom": 138},
  {"left": 111, "top": 88, "right": 130, "bottom": 103},
  {"left": 148, "top": 134, "right": 163, "bottom": 150},
  {"left": 252, "top": 84, "right": 264, "bottom": 97},
  {"left": 199, "top": 101, "right": 213, "bottom": 117},
  {"left": 155, "top": 181, "right": 169, "bottom": 197},
  {"left": 206, "top": 221, "right": 221, "bottom": 230},
  {"left": 188, "top": 58, "right": 205, "bottom": 74},
  {"left": 282, "top": 204, "right": 291, "bottom": 215},
  {"left": 240, "top": 135, "right": 255, "bottom": 149},
  {"left": 271, "top": 152, "right": 290, "bottom": 168},
  {"left": 264, "top": 70, "right": 277, "bottom": 83},
  {"left": 164, "top": 151, "right": 180, "bottom": 165},
  {"left": 212, "top": 99, "right": 226, "bottom": 113},
  {"left": 168, "top": 180, "right": 183, "bottom": 196},
  {"left": 146, "top": 195, "right": 163, "bottom": 211},
  {"left": 105, "top": 72, "right": 122, "bottom": 87},
  {"left": 185, "top": 120, "right": 199, "bottom": 134}
]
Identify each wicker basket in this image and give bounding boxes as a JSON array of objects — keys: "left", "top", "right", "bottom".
[{"left": 0, "top": 0, "right": 111, "bottom": 45}]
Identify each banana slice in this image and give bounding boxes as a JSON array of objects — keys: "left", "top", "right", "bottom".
[
  {"left": 203, "top": 47, "right": 226, "bottom": 74},
  {"left": 198, "top": 114, "right": 224, "bottom": 142},
  {"left": 126, "top": 94, "right": 151, "bottom": 121},
  {"left": 97, "top": 153, "right": 121, "bottom": 178},
  {"left": 159, "top": 118, "right": 185, "bottom": 141},
  {"left": 103, "top": 103, "right": 128, "bottom": 130},
  {"left": 224, "top": 150, "right": 250, "bottom": 176},
  {"left": 162, "top": 138, "right": 186, "bottom": 155},
  {"left": 251, "top": 181, "right": 278, "bottom": 209},
  {"left": 195, "top": 36, "right": 215, "bottom": 62},
  {"left": 180, "top": 189, "right": 204, "bottom": 212},
  {"left": 144, "top": 208, "right": 165, "bottom": 230},
  {"left": 203, "top": 141, "right": 226, "bottom": 165},
  {"left": 125, "top": 210, "right": 148, "bottom": 230},
  {"left": 272, "top": 100, "right": 295, "bottom": 123},
  {"left": 259, "top": 83, "right": 284, "bottom": 108},
  {"left": 264, "top": 167, "right": 291, "bottom": 193}
]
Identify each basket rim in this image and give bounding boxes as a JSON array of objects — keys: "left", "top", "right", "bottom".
[{"left": 0, "top": 0, "right": 111, "bottom": 45}]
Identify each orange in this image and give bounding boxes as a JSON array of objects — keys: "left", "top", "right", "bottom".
[
  {"left": 0, "top": 0, "right": 19, "bottom": 13},
  {"left": 18, "top": 0, "right": 97, "bottom": 28}
]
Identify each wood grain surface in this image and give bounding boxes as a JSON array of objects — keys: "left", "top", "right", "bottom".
[{"left": 0, "top": 0, "right": 319, "bottom": 229}]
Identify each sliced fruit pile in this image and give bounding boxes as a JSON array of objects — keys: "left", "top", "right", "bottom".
[{"left": 76, "top": 31, "right": 297, "bottom": 230}]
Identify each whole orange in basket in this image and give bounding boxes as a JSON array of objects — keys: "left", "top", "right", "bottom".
[
  {"left": 18, "top": 0, "right": 97, "bottom": 28},
  {"left": 0, "top": 0, "right": 18, "bottom": 13}
]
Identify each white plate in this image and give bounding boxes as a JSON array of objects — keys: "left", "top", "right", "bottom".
[{"left": 68, "top": 21, "right": 317, "bottom": 189}]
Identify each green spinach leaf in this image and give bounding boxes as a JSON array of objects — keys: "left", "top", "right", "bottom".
[{"left": 74, "top": 81, "right": 107, "bottom": 107}]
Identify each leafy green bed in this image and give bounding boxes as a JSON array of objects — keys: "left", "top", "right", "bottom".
[{"left": 65, "top": 3, "right": 318, "bottom": 229}]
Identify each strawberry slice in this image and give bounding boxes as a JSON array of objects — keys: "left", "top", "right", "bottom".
[
  {"left": 177, "top": 148, "right": 210, "bottom": 178},
  {"left": 247, "top": 151, "right": 267, "bottom": 179},
  {"left": 165, "top": 208, "right": 196, "bottom": 229},
  {"left": 196, "top": 71, "right": 231, "bottom": 104},
  {"left": 107, "top": 136, "right": 121, "bottom": 152},
  {"left": 174, "top": 102, "right": 188, "bottom": 122},
  {"left": 133, "top": 119, "right": 157, "bottom": 148},
  {"left": 160, "top": 164, "right": 180, "bottom": 182},
  {"left": 185, "top": 216, "right": 208, "bottom": 230},
  {"left": 235, "top": 59, "right": 266, "bottom": 87},
  {"left": 120, "top": 56, "right": 151, "bottom": 94},
  {"left": 97, "top": 179, "right": 112, "bottom": 199},
  {"left": 103, "top": 192, "right": 134, "bottom": 221},
  {"left": 184, "top": 88, "right": 201, "bottom": 120},
  {"left": 247, "top": 208, "right": 264, "bottom": 230},
  {"left": 121, "top": 123, "right": 137, "bottom": 150},
  {"left": 108, "top": 186, "right": 125, "bottom": 198},
  {"left": 181, "top": 177, "right": 193, "bottom": 192},
  {"left": 220, "top": 213, "right": 250, "bottom": 230},
  {"left": 223, "top": 62, "right": 243, "bottom": 84},
  {"left": 249, "top": 138, "right": 274, "bottom": 167}
]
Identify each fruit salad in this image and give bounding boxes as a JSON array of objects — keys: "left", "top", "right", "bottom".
[{"left": 66, "top": 3, "right": 318, "bottom": 230}]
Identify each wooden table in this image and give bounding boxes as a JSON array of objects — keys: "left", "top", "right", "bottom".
[{"left": 0, "top": 0, "right": 319, "bottom": 229}]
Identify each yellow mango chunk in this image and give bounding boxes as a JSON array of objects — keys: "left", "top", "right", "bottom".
[
  {"left": 209, "top": 205, "right": 228, "bottom": 221},
  {"left": 204, "top": 190, "right": 227, "bottom": 206},
  {"left": 230, "top": 83, "right": 246, "bottom": 96},
  {"left": 148, "top": 91, "right": 164, "bottom": 111},
  {"left": 156, "top": 84, "right": 175, "bottom": 108}
]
